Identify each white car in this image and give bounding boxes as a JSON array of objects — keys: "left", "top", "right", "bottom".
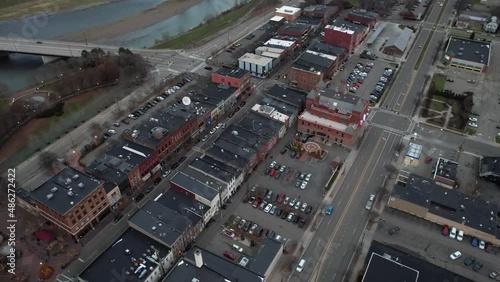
[
  {"left": 209, "top": 128, "right": 217, "bottom": 135},
  {"left": 216, "top": 123, "right": 222, "bottom": 129},
  {"left": 232, "top": 244, "right": 243, "bottom": 253},
  {"left": 300, "top": 181, "right": 308, "bottom": 190},
  {"left": 300, "top": 203, "right": 307, "bottom": 212},
  {"left": 294, "top": 201, "right": 301, "bottom": 210},
  {"left": 201, "top": 135, "right": 208, "bottom": 142},
  {"left": 449, "top": 251, "right": 461, "bottom": 260},
  {"left": 305, "top": 173, "right": 312, "bottom": 182},
  {"left": 449, "top": 227, "right": 457, "bottom": 239},
  {"left": 479, "top": 240, "right": 486, "bottom": 250},
  {"left": 456, "top": 230, "right": 464, "bottom": 241},
  {"left": 270, "top": 161, "right": 277, "bottom": 169},
  {"left": 468, "top": 122, "right": 478, "bottom": 128},
  {"left": 296, "top": 259, "right": 306, "bottom": 272},
  {"left": 469, "top": 117, "right": 477, "bottom": 122},
  {"left": 156, "top": 96, "right": 164, "bottom": 101},
  {"left": 108, "top": 129, "right": 117, "bottom": 135},
  {"left": 264, "top": 203, "right": 273, "bottom": 213},
  {"left": 162, "top": 170, "right": 171, "bottom": 178}
]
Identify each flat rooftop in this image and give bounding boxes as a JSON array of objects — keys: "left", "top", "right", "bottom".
[
  {"left": 303, "top": 5, "right": 339, "bottom": 16},
  {"left": 239, "top": 53, "right": 274, "bottom": 65},
  {"left": 300, "top": 111, "right": 348, "bottom": 132},
  {"left": 293, "top": 50, "right": 336, "bottom": 73},
  {"left": 86, "top": 158, "right": 129, "bottom": 189},
  {"left": 264, "top": 38, "right": 296, "bottom": 48},
  {"left": 363, "top": 252, "right": 418, "bottom": 282},
  {"left": 189, "top": 156, "right": 238, "bottom": 184},
  {"left": 310, "top": 41, "right": 345, "bottom": 56},
  {"left": 308, "top": 89, "right": 366, "bottom": 114},
  {"left": 31, "top": 167, "right": 103, "bottom": 215},
  {"left": 106, "top": 141, "right": 154, "bottom": 167},
  {"left": 214, "top": 67, "right": 249, "bottom": 79},
  {"left": 279, "top": 22, "right": 311, "bottom": 34},
  {"left": 245, "top": 238, "right": 283, "bottom": 276},
  {"left": 202, "top": 83, "right": 239, "bottom": 101},
  {"left": 80, "top": 228, "right": 170, "bottom": 282},
  {"left": 206, "top": 145, "right": 250, "bottom": 170},
  {"left": 434, "top": 157, "right": 458, "bottom": 181},
  {"left": 237, "top": 112, "right": 283, "bottom": 139},
  {"left": 128, "top": 200, "right": 191, "bottom": 246},
  {"left": 170, "top": 171, "right": 219, "bottom": 201},
  {"left": 258, "top": 96, "right": 297, "bottom": 116},
  {"left": 199, "top": 153, "right": 244, "bottom": 177},
  {"left": 347, "top": 9, "right": 379, "bottom": 20},
  {"left": 326, "top": 20, "right": 365, "bottom": 35},
  {"left": 275, "top": 6, "right": 301, "bottom": 15},
  {"left": 156, "top": 189, "right": 209, "bottom": 227},
  {"left": 296, "top": 16, "right": 322, "bottom": 26},
  {"left": 445, "top": 37, "right": 491, "bottom": 66},
  {"left": 213, "top": 137, "right": 255, "bottom": 161},
  {"left": 266, "top": 84, "right": 306, "bottom": 108}
]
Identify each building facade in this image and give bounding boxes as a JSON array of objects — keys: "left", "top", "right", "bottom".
[
  {"left": 324, "top": 21, "right": 366, "bottom": 53},
  {"left": 238, "top": 53, "right": 274, "bottom": 77},
  {"left": 345, "top": 9, "right": 379, "bottom": 27},
  {"left": 211, "top": 67, "right": 250, "bottom": 90},
  {"left": 275, "top": 6, "right": 302, "bottom": 22}
]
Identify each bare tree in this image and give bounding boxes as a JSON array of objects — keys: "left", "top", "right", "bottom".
[
  {"left": 384, "top": 164, "right": 398, "bottom": 176},
  {"left": 394, "top": 142, "right": 404, "bottom": 153},
  {"left": 89, "top": 122, "right": 103, "bottom": 134},
  {"left": 377, "top": 186, "right": 389, "bottom": 198},
  {"left": 39, "top": 151, "right": 58, "bottom": 173}
]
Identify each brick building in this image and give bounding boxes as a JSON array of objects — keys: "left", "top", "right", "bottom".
[
  {"left": 345, "top": 9, "right": 379, "bottom": 27},
  {"left": 278, "top": 22, "right": 312, "bottom": 37},
  {"left": 309, "top": 41, "right": 347, "bottom": 72},
  {"left": 211, "top": 67, "right": 250, "bottom": 90},
  {"left": 290, "top": 50, "right": 337, "bottom": 91},
  {"left": 298, "top": 89, "right": 369, "bottom": 146},
  {"left": 302, "top": 5, "right": 340, "bottom": 25},
  {"left": 324, "top": 20, "right": 366, "bottom": 53},
  {"left": 30, "top": 167, "right": 109, "bottom": 241}
]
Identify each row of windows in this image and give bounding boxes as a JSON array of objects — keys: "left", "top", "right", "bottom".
[
  {"left": 305, "top": 129, "right": 345, "bottom": 143},
  {"left": 301, "top": 120, "right": 347, "bottom": 130}
]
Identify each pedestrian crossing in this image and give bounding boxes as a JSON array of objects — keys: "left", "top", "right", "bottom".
[{"left": 367, "top": 122, "right": 408, "bottom": 136}]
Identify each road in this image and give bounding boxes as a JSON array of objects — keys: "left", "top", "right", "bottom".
[{"left": 298, "top": 1, "right": 460, "bottom": 282}]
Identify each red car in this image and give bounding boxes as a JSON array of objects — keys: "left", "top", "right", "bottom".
[
  {"left": 252, "top": 199, "right": 261, "bottom": 208},
  {"left": 441, "top": 225, "right": 449, "bottom": 236},
  {"left": 277, "top": 193, "right": 286, "bottom": 204},
  {"left": 425, "top": 157, "right": 433, "bottom": 164},
  {"left": 295, "top": 153, "right": 302, "bottom": 159},
  {"left": 485, "top": 242, "right": 493, "bottom": 253},
  {"left": 270, "top": 169, "right": 277, "bottom": 176},
  {"left": 223, "top": 251, "right": 236, "bottom": 260}
]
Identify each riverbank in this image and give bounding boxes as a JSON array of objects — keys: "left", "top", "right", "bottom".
[
  {"left": 58, "top": 0, "right": 204, "bottom": 45},
  {"left": 0, "top": 0, "right": 116, "bottom": 20}
]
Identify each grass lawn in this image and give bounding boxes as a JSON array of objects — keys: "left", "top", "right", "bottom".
[
  {"left": 496, "top": 136, "right": 500, "bottom": 143},
  {"left": 432, "top": 74, "right": 446, "bottom": 92},
  {"left": 429, "top": 100, "right": 446, "bottom": 112},
  {"left": 0, "top": 0, "right": 111, "bottom": 20},
  {"left": 151, "top": 0, "right": 256, "bottom": 49},
  {"left": 428, "top": 117, "right": 446, "bottom": 125}
]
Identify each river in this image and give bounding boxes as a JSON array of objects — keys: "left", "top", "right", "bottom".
[{"left": 0, "top": 0, "right": 248, "bottom": 92}]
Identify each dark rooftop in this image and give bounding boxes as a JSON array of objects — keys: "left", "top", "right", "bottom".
[
  {"left": 220, "top": 124, "right": 267, "bottom": 151},
  {"left": 308, "top": 89, "right": 366, "bottom": 113},
  {"left": 391, "top": 174, "right": 434, "bottom": 208},
  {"left": 364, "top": 241, "right": 473, "bottom": 282},
  {"left": 266, "top": 84, "right": 306, "bottom": 108},
  {"left": 479, "top": 156, "right": 500, "bottom": 177},
  {"left": 296, "top": 16, "right": 322, "bottom": 26},
  {"left": 245, "top": 238, "right": 283, "bottom": 276},
  {"left": 258, "top": 96, "right": 298, "bottom": 117},
  {"left": 446, "top": 37, "right": 491, "bottom": 66},
  {"left": 214, "top": 67, "right": 249, "bottom": 79},
  {"left": 310, "top": 41, "right": 345, "bottom": 57},
  {"left": 434, "top": 157, "right": 459, "bottom": 181},
  {"left": 214, "top": 137, "right": 256, "bottom": 161},
  {"left": 86, "top": 158, "right": 129, "bottom": 190},
  {"left": 80, "top": 228, "right": 170, "bottom": 282},
  {"left": 327, "top": 20, "right": 366, "bottom": 36},
  {"left": 180, "top": 166, "right": 226, "bottom": 195},
  {"left": 206, "top": 145, "right": 250, "bottom": 170},
  {"left": 347, "top": 9, "right": 379, "bottom": 20},
  {"left": 30, "top": 167, "right": 103, "bottom": 215},
  {"left": 303, "top": 4, "right": 339, "bottom": 16},
  {"left": 190, "top": 92, "right": 224, "bottom": 106},
  {"left": 237, "top": 112, "right": 283, "bottom": 139},
  {"left": 189, "top": 156, "right": 239, "bottom": 183},
  {"left": 156, "top": 189, "right": 209, "bottom": 227},
  {"left": 199, "top": 154, "right": 243, "bottom": 177},
  {"left": 170, "top": 171, "right": 219, "bottom": 201},
  {"left": 106, "top": 141, "right": 155, "bottom": 167},
  {"left": 128, "top": 200, "right": 191, "bottom": 246},
  {"left": 102, "top": 182, "right": 117, "bottom": 193},
  {"left": 278, "top": 22, "right": 311, "bottom": 35},
  {"left": 173, "top": 246, "right": 264, "bottom": 282},
  {"left": 293, "top": 50, "right": 336, "bottom": 73},
  {"left": 202, "top": 83, "right": 238, "bottom": 101}
]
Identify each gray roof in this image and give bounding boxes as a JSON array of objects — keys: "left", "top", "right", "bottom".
[
  {"left": 206, "top": 145, "right": 250, "bottom": 170},
  {"left": 279, "top": 22, "right": 311, "bottom": 34},
  {"left": 30, "top": 167, "right": 103, "bottom": 215},
  {"left": 364, "top": 252, "right": 418, "bottom": 282},
  {"left": 170, "top": 171, "right": 219, "bottom": 201},
  {"left": 296, "top": 16, "right": 322, "bottom": 26},
  {"left": 202, "top": 83, "right": 238, "bottom": 101},
  {"left": 237, "top": 112, "right": 283, "bottom": 139},
  {"left": 479, "top": 156, "right": 500, "bottom": 177},
  {"left": 347, "top": 9, "right": 379, "bottom": 20},
  {"left": 80, "top": 228, "right": 170, "bottom": 282},
  {"left": 310, "top": 41, "right": 345, "bottom": 57},
  {"left": 156, "top": 189, "right": 209, "bottom": 226},
  {"left": 190, "top": 93, "right": 223, "bottom": 106},
  {"left": 445, "top": 37, "right": 491, "bottom": 66},
  {"left": 106, "top": 141, "right": 154, "bottom": 167},
  {"left": 258, "top": 96, "right": 298, "bottom": 116},
  {"left": 189, "top": 156, "right": 239, "bottom": 183},
  {"left": 220, "top": 124, "right": 267, "bottom": 151},
  {"left": 384, "top": 28, "right": 412, "bottom": 53},
  {"left": 215, "top": 67, "right": 249, "bottom": 79},
  {"left": 86, "top": 158, "right": 129, "bottom": 190},
  {"left": 129, "top": 200, "right": 192, "bottom": 246},
  {"left": 245, "top": 238, "right": 283, "bottom": 276},
  {"left": 434, "top": 157, "right": 459, "bottom": 181},
  {"left": 214, "top": 137, "right": 256, "bottom": 161},
  {"left": 180, "top": 167, "right": 227, "bottom": 194},
  {"left": 308, "top": 89, "right": 366, "bottom": 114},
  {"left": 293, "top": 51, "right": 334, "bottom": 73},
  {"left": 392, "top": 174, "right": 435, "bottom": 207},
  {"left": 266, "top": 84, "right": 306, "bottom": 108},
  {"left": 199, "top": 154, "right": 243, "bottom": 177}
]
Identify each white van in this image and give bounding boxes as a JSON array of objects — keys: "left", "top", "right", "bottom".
[{"left": 296, "top": 259, "right": 306, "bottom": 272}]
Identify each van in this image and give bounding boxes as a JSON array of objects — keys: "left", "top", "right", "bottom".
[{"left": 296, "top": 259, "right": 306, "bottom": 272}]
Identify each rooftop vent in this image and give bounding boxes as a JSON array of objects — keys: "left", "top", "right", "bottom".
[
  {"left": 46, "top": 193, "right": 54, "bottom": 200},
  {"left": 125, "top": 249, "right": 131, "bottom": 255},
  {"left": 72, "top": 174, "right": 79, "bottom": 180},
  {"left": 67, "top": 191, "right": 74, "bottom": 197},
  {"left": 51, "top": 187, "right": 58, "bottom": 193},
  {"left": 78, "top": 183, "right": 84, "bottom": 188}
]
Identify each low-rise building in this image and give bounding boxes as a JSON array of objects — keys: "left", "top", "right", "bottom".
[
  {"left": 30, "top": 167, "right": 109, "bottom": 241},
  {"left": 211, "top": 67, "right": 250, "bottom": 90},
  {"left": 431, "top": 157, "right": 459, "bottom": 189},
  {"left": 443, "top": 37, "right": 491, "bottom": 72},
  {"left": 302, "top": 5, "right": 340, "bottom": 24},
  {"left": 309, "top": 41, "right": 347, "bottom": 71},
  {"left": 345, "top": 9, "right": 379, "bottom": 27},
  {"left": 455, "top": 13, "right": 488, "bottom": 29},
  {"left": 275, "top": 6, "right": 302, "bottom": 22},
  {"left": 79, "top": 228, "right": 173, "bottom": 282},
  {"left": 238, "top": 53, "right": 273, "bottom": 77},
  {"left": 478, "top": 156, "right": 500, "bottom": 184},
  {"left": 483, "top": 16, "right": 499, "bottom": 33},
  {"left": 298, "top": 89, "right": 369, "bottom": 146},
  {"left": 289, "top": 50, "right": 337, "bottom": 91},
  {"left": 265, "top": 84, "right": 306, "bottom": 110},
  {"left": 324, "top": 20, "right": 367, "bottom": 53},
  {"left": 252, "top": 96, "right": 299, "bottom": 128},
  {"left": 278, "top": 22, "right": 312, "bottom": 37},
  {"left": 264, "top": 36, "right": 301, "bottom": 53},
  {"left": 382, "top": 28, "right": 413, "bottom": 56}
]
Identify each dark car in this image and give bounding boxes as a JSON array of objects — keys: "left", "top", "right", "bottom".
[
  {"left": 274, "top": 172, "right": 281, "bottom": 179},
  {"left": 276, "top": 208, "right": 283, "bottom": 217},
  {"left": 121, "top": 119, "right": 130, "bottom": 124},
  {"left": 261, "top": 228, "right": 269, "bottom": 238},
  {"left": 243, "top": 221, "right": 251, "bottom": 232},
  {"left": 154, "top": 178, "right": 161, "bottom": 185},
  {"left": 223, "top": 251, "right": 236, "bottom": 260},
  {"left": 135, "top": 193, "right": 145, "bottom": 202},
  {"left": 298, "top": 217, "right": 307, "bottom": 228},
  {"left": 204, "top": 66, "right": 213, "bottom": 70},
  {"left": 114, "top": 214, "right": 124, "bottom": 223},
  {"left": 464, "top": 256, "right": 475, "bottom": 266},
  {"left": 292, "top": 215, "right": 300, "bottom": 224},
  {"left": 389, "top": 226, "right": 400, "bottom": 235},
  {"left": 145, "top": 185, "right": 154, "bottom": 194},
  {"left": 281, "top": 211, "right": 288, "bottom": 219},
  {"left": 240, "top": 101, "right": 246, "bottom": 107},
  {"left": 473, "top": 262, "right": 483, "bottom": 271},
  {"left": 234, "top": 107, "right": 240, "bottom": 112},
  {"left": 268, "top": 230, "right": 276, "bottom": 239},
  {"left": 265, "top": 167, "right": 271, "bottom": 175},
  {"left": 273, "top": 193, "right": 280, "bottom": 202},
  {"left": 305, "top": 206, "right": 313, "bottom": 214}
]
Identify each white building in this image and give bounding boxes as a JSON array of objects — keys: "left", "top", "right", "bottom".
[
  {"left": 238, "top": 53, "right": 273, "bottom": 77},
  {"left": 275, "top": 6, "right": 302, "bottom": 21},
  {"left": 483, "top": 16, "right": 498, "bottom": 33}
]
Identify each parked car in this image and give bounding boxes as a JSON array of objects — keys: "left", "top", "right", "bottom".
[
  {"left": 204, "top": 66, "right": 213, "bottom": 70},
  {"left": 286, "top": 212, "right": 294, "bottom": 222},
  {"left": 449, "top": 227, "right": 457, "bottom": 239},
  {"left": 456, "top": 230, "right": 464, "bottom": 241},
  {"left": 479, "top": 240, "right": 486, "bottom": 250},
  {"left": 442, "top": 225, "right": 449, "bottom": 236},
  {"left": 289, "top": 198, "right": 297, "bottom": 207},
  {"left": 389, "top": 226, "right": 400, "bottom": 235},
  {"left": 473, "top": 262, "right": 483, "bottom": 271},
  {"left": 135, "top": 193, "right": 144, "bottom": 202},
  {"left": 485, "top": 242, "right": 493, "bottom": 253},
  {"left": 269, "top": 205, "right": 277, "bottom": 215},
  {"left": 464, "top": 256, "right": 475, "bottom": 266},
  {"left": 223, "top": 251, "right": 236, "bottom": 260},
  {"left": 326, "top": 205, "right": 334, "bottom": 215},
  {"left": 248, "top": 197, "right": 256, "bottom": 205},
  {"left": 449, "top": 251, "right": 461, "bottom": 260},
  {"left": 300, "top": 203, "right": 308, "bottom": 212},
  {"left": 264, "top": 203, "right": 273, "bottom": 213},
  {"left": 295, "top": 180, "right": 302, "bottom": 188},
  {"left": 305, "top": 206, "right": 313, "bottom": 214},
  {"left": 296, "top": 259, "right": 306, "bottom": 273},
  {"left": 291, "top": 152, "right": 297, "bottom": 158},
  {"left": 471, "top": 237, "right": 479, "bottom": 247},
  {"left": 489, "top": 271, "right": 498, "bottom": 279},
  {"left": 300, "top": 181, "right": 308, "bottom": 190}
]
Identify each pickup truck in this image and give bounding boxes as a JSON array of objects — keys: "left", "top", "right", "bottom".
[{"left": 365, "top": 194, "right": 376, "bottom": 210}]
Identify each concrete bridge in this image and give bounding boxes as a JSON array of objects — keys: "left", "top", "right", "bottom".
[{"left": 0, "top": 37, "right": 174, "bottom": 63}]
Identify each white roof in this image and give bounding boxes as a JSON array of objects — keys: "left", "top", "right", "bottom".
[
  {"left": 305, "top": 50, "right": 337, "bottom": 61},
  {"left": 261, "top": 51, "right": 281, "bottom": 59},
  {"left": 252, "top": 104, "right": 289, "bottom": 123},
  {"left": 299, "top": 111, "right": 347, "bottom": 131},
  {"left": 271, "top": 16, "right": 285, "bottom": 22},
  {"left": 238, "top": 53, "right": 273, "bottom": 65},
  {"left": 275, "top": 6, "right": 301, "bottom": 15},
  {"left": 325, "top": 24, "right": 355, "bottom": 35},
  {"left": 256, "top": 46, "right": 285, "bottom": 54},
  {"left": 265, "top": 38, "right": 295, "bottom": 47}
]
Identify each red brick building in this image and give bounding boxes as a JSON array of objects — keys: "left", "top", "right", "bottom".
[
  {"left": 278, "top": 22, "right": 312, "bottom": 37},
  {"left": 30, "top": 167, "right": 109, "bottom": 241},
  {"left": 324, "top": 20, "right": 366, "bottom": 53},
  {"left": 345, "top": 9, "right": 379, "bottom": 27},
  {"left": 298, "top": 89, "right": 369, "bottom": 146},
  {"left": 290, "top": 50, "right": 337, "bottom": 91},
  {"left": 302, "top": 5, "right": 340, "bottom": 24},
  {"left": 211, "top": 67, "right": 250, "bottom": 90}
]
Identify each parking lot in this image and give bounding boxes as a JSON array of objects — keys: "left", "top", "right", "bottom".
[
  {"left": 375, "top": 209, "right": 498, "bottom": 282},
  {"left": 199, "top": 128, "right": 349, "bottom": 260}
]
